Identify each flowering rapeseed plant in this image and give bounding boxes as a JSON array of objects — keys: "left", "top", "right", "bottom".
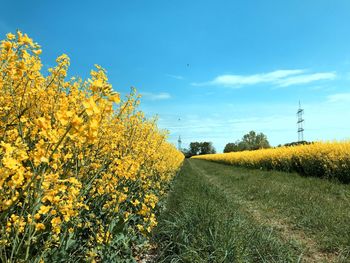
[
  {"left": 193, "top": 142, "right": 350, "bottom": 182},
  {"left": 0, "top": 31, "right": 184, "bottom": 262}
]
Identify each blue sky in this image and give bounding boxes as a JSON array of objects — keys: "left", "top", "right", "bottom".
[{"left": 2, "top": 0, "right": 350, "bottom": 151}]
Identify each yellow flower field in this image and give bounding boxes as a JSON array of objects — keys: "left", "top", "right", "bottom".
[
  {"left": 193, "top": 142, "right": 350, "bottom": 182},
  {"left": 0, "top": 32, "right": 184, "bottom": 262}
]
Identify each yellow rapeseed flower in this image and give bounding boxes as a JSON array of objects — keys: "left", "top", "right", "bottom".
[
  {"left": 0, "top": 31, "right": 184, "bottom": 261},
  {"left": 35, "top": 223, "right": 46, "bottom": 231}
]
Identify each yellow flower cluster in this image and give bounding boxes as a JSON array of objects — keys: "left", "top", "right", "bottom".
[
  {"left": 0, "top": 32, "right": 184, "bottom": 262},
  {"left": 193, "top": 142, "right": 350, "bottom": 182}
]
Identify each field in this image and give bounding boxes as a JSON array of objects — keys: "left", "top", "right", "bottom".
[
  {"left": 193, "top": 142, "right": 350, "bottom": 183},
  {"left": 0, "top": 32, "right": 184, "bottom": 262},
  {"left": 2, "top": 32, "right": 350, "bottom": 263},
  {"left": 154, "top": 159, "right": 350, "bottom": 262}
]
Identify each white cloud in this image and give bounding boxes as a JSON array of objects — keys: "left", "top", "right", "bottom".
[
  {"left": 151, "top": 98, "right": 350, "bottom": 152},
  {"left": 141, "top": 92, "right": 171, "bottom": 101},
  {"left": 327, "top": 92, "right": 350, "bottom": 103},
  {"left": 278, "top": 72, "right": 336, "bottom": 87},
  {"left": 192, "top": 69, "right": 336, "bottom": 88},
  {"left": 166, "top": 74, "right": 184, "bottom": 80}
]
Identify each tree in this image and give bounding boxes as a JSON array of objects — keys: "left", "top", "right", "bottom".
[
  {"left": 223, "top": 142, "right": 239, "bottom": 153},
  {"left": 199, "top": 142, "right": 216, "bottom": 155},
  {"left": 241, "top": 131, "right": 270, "bottom": 150},
  {"left": 185, "top": 141, "right": 216, "bottom": 157},
  {"left": 224, "top": 131, "right": 270, "bottom": 153},
  {"left": 283, "top": 141, "right": 311, "bottom": 147},
  {"left": 189, "top": 142, "right": 201, "bottom": 156}
]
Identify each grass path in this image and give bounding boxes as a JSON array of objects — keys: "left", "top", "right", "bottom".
[
  {"left": 188, "top": 160, "right": 336, "bottom": 262},
  {"left": 153, "top": 159, "right": 350, "bottom": 262}
]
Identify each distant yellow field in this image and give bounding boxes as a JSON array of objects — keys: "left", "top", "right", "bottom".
[{"left": 193, "top": 142, "right": 350, "bottom": 182}]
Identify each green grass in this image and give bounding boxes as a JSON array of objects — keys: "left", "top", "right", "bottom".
[{"left": 153, "top": 159, "right": 350, "bottom": 263}]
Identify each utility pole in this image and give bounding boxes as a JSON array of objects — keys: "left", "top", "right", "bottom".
[
  {"left": 177, "top": 118, "right": 182, "bottom": 151},
  {"left": 297, "top": 101, "right": 304, "bottom": 142},
  {"left": 178, "top": 135, "right": 182, "bottom": 151}
]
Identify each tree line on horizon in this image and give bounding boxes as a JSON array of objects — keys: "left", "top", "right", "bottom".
[
  {"left": 183, "top": 130, "right": 311, "bottom": 158},
  {"left": 182, "top": 131, "right": 269, "bottom": 158},
  {"left": 223, "top": 130, "right": 270, "bottom": 153},
  {"left": 182, "top": 141, "right": 216, "bottom": 158}
]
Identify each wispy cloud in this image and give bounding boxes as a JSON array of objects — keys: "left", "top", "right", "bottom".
[
  {"left": 141, "top": 92, "right": 171, "bottom": 101},
  {"left": 327, "top": 92, "right": 350, "bottom": 103},
  {"left": 157, "top": 101, "right": 350, "bottom": 152},
  {"left": 192, "top": 69, "right": 336, "bottom": 88},
  {"left": 278, "top": 72, "right": 336, "bottom": 87},
  {"left": 166, "top": 74, "right": 184, "bottom": 80}
]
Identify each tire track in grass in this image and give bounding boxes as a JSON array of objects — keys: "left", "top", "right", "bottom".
[
  {"left": 188, "top": 159, "right": 339, "bottom": 263},
  {"left": 155, "top": 159, "right": 299, "bottom": 262}
]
